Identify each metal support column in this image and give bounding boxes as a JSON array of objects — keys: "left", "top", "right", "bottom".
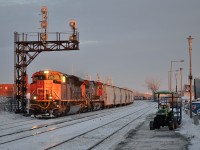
[{"left": 14, "top": 31, "right": 79, "bottom": 113}]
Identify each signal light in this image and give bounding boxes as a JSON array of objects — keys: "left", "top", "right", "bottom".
[
  {"left": 41, "top": 6, "right": 48, "bottom": 14},
  {"left": 40, "top": 6, "right": 48, "bottom": 41},
  {"left": 41, "top": 21, "right": 48, "bottom": 28},
  {"left": 69, "top": 20, "right": 77, "bottom": 29}
]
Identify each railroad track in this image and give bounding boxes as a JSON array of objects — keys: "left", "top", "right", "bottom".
[
  {"left": 0, "top": 101, "right": 155, "bottom": 150},
  {"left": 0, "top": 101, "right": 144, "bottom": 144},
  {"left": 0, "top": 101, "right": 142, "bottom": 132},
  {"left": 0, "top": 119, "right": 42, "bottom": 130},
  {"left": 45, "top": 102, "right": 156, "bottom": 150}
]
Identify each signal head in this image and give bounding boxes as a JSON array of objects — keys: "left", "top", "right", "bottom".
[
  {"left": 41, "top": 6, "right": 48, "bottom": 14},
  {"left": 69, "top": 19, "right": 77, "bottom": 29}
]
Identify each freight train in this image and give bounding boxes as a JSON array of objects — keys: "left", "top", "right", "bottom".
[{"left": 29, "top": 70, "right": 134, "bottom": 117}]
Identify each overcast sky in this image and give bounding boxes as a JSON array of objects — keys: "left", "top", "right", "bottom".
[{"left": 0, "top": 0, "right": 200, "bottom": 93}]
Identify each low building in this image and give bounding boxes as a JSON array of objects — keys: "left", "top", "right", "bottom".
[
  {"left": 0, "top": 84, "right": 14, "bottom": 97},
  {"left": 0, "top": 84, "right": 30, "bottom": 97}
]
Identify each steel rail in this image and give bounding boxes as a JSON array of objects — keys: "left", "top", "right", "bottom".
[
  {"left": 0, "top": 102, "right": 142, "bottom": 142},
  {"left": 45, "top": 103, "right": 155, "bottom": 150}
]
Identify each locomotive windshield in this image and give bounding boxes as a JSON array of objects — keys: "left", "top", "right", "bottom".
[
  {"left": 33, "top": 75, "right": 46, "bottom": 81},
  {"left": 48, "top": 74, "right": 60, "bottom": 80}
]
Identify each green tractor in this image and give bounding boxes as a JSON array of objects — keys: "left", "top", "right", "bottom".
[{"left": 150, "top": 91, "right": 182, "bottom": 130}]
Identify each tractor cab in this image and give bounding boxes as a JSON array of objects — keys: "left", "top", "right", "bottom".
[{"left": 150, "top": 90, "right": 182, "bottom": 130}]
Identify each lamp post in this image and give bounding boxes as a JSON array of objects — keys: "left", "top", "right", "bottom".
[
  {"left": 170, "top": 60, "right": 184, "bottom": 91},
  {"left": 175, "top": 73, "right": 178, "bottom": 93},
  {"left": 180, "top": 68, "right": 183, "bottom": 98},
  {"left": 168, "top": 70, "right": 178, "bottom": 91},
  {"left": 187, "top": 35, "right": 194, "bottom": 118},
  {"left": 179, "top": 67, "right": 183, "bottom": 122}
]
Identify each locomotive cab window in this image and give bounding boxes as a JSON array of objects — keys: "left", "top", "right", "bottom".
[
  {"left": 48, "top": 74, "right": 62, "bottom": 83},
  {"left": 48, "top": 74, "right": 60, "bottom": 80},
  {"left": 33, "top": 75, "right": 46, "bottom": 81}
]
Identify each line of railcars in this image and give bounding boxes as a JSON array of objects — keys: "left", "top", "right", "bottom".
[{"left": 29, "top": 70, "right": 134, "bottom": 117}]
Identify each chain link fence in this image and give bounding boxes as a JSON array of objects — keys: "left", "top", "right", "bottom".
[{"left": 0, "top": 97, "right": 17, "bottom": 112}]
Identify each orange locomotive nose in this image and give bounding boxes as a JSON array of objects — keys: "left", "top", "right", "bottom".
[
  {"left": 31, "top": 77, "right": 61, "bottom": 100},
  {"left": 30, "top": 80, "right": 44, "bottom": 100},
  {"left": 44, "top": 80, "right": 61, "bottom": 100}
]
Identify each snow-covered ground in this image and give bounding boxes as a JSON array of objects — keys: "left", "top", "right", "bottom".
[
  {"left": 0, "top": 101, "right": 199, "bottom": 150},
  {"left": 178, "top": 111, "right": 200, "bottom": 150}
]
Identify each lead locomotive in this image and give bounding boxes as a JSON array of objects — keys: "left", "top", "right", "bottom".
[{"left": 29, "top": 70, "right": 133, "bottom": 117}]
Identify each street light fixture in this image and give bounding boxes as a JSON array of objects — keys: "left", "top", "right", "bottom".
[
  {"left": 170, "top": 60, "right": 184, "bottom": 91},
  {"left": 187, "top": 35, "right": 194, "bottom": 119}
]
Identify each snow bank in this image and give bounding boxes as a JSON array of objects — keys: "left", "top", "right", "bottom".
[{"left": 179, "top": 112, "right": 200, "bottom": 150}]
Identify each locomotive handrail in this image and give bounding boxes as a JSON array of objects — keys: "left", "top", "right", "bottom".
[
  {"left": 15, "top": 31, "right": 79, "bottom": 42},
  {"left": 29, "top": 102, "right": 51, "bottom": 110},
  {"left": 53, "top": 91, "right": 60, "bottom": 99}
]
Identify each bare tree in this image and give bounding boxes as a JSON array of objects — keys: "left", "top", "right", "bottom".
[{"left": 145, "top": 78, "right": 161, "bottom": 100}]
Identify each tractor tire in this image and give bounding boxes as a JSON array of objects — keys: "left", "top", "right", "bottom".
[
  {"left": 174, "top": 117, "right": 178, "bottom": 129},
  {"left": 177, "top": 118, "right": 182, "bottom": 125},
  {"left": 153, "top": 117, "right": 160, "bottom": 129},
  {"left": 150, "top": 121, "right": 155, "bottom": 130},
  {"left": 168, "top": 120, "right": 175, "bottom": 130}
]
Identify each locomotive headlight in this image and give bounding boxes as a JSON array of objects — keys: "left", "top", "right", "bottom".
[
  {"left": 62, "top": 76, "right": 66, "bottom": 83},
  {"left": 44, "top": 70, "right": 49, "bottom": 74},
  {"left": 33, "top": 96, "right": 37, "bottom": 100}
]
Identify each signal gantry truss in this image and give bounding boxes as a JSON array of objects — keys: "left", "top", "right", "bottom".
[{"left": 14, "top": 31, "right": 79, "bottom": 113}]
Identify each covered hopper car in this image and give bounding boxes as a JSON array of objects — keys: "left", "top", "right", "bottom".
[{"left": 29, "top": 70, "right": 134, "bottom": 117}]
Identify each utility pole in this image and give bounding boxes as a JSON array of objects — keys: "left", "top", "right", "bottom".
[
  {"left": 180, "top": 68, "right": 183, "bottom": 98},
  {"left": 187, "top": 35, "right": 193, "bottom": 118}
]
